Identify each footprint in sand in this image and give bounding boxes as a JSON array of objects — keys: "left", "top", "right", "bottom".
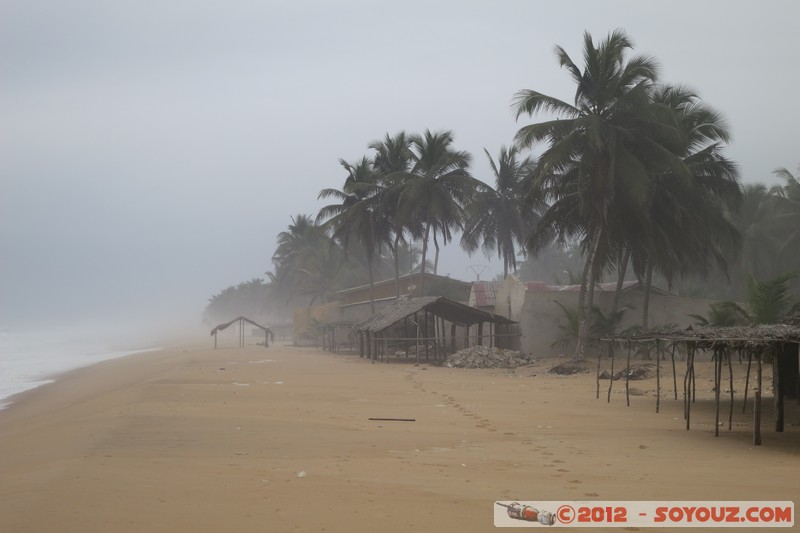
[
  {"left": 568, "top": 479, "right": 582, "bottom": 484},
  {"left": 557, "top": 468, "right": 569, "bottom": 472},
  {"left": 553, "top": 459, "right": 565, "bottom": 464},
  {"left": 585, "top": 492, "right": 599, "bottom": 497}
]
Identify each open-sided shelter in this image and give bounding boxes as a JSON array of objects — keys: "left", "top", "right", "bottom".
[
  {"left": 352, "top": 296, "right": 517, "bottom": 363},
  {"left": 601, "top": 324, "right": 800, "bottom": 446},
  {"left": 210, "top": 316, "right": 274, "bottom": 348}
]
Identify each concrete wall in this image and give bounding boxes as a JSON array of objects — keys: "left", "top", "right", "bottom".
[
  {"left": 292, "top": 302, "right": 339, "bottom": 345},
  {"left": 494, "top": 275, "right": 529, "bottom": 321},
  {"left": 514, "top": 287, "right": 718, "bottom": 357}
]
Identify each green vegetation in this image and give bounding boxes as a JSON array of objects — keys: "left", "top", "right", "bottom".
[{"left": 205, "top": 30, "right": 800, "bottom": 347}]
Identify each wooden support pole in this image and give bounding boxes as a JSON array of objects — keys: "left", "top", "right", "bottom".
[
  {"left": 424, "top": 310, "right": 429, "bottom": 361},
  {"left": 607, "top": 340, "right": 615, "bottom": 403},
  {"left": 440, "top": 316, "right": 446, "bottom": 361},
  {"left": 656, "top": 340, "right": 661, "bottom": 414},
  {"left": 450, "top": 323, "right": 456, "bottom": 355},
  {"left": 728, "top": 349, "right": 734, "bottom": 431},
  {"left": 743, "top": 350, "right": 752, "bottom": 413},
  {"left": 754, "top": 351, "right": 762, "bottom": 446},
  {"left": 671, "top": 343, "right": 678, "bottom": 400},
  {"left": 596, "top": 340, "right": 603, "bottom": 400},
  {"left": 714, "top": 349, "right": 721, "bottom": 437},
  {"left": 477, "top": 322, "right": 484, "bottom": 346},
  {"left": 685, "top": 345, "right": 695, "bottom": 430},
  {"left": 774, "top": 349, "right": 784, "bottom": 432},
  {"left": 625, "top": 341, "right": 632, "bottom": 407}
]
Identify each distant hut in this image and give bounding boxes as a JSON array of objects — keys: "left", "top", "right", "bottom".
[{"left": 210, "top": 316, "right": 274, "bottom": 348}]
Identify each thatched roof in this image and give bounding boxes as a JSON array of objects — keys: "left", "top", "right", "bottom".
[
  {"left": 608, "top": 323, "right": 800, "bottom": 350},
  {"left": 352, "top": 296, "right": 516, "bottom": 333},
  {"left": 210, "top": 316, "right": 273, "bottom": 338}
]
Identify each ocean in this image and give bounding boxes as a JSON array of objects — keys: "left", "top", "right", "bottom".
[{"left": 0, "top": 326, "right": 161, "bottom": 410}]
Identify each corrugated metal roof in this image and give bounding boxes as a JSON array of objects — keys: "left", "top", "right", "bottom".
[
  {"left": 471, "top": 281, "right": 502, "bottom": 307},
  {"left": 353, "top": 296, "right": 516, "bottom": 333}
]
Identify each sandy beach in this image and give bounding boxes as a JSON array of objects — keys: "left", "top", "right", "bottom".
[{"left": 0, "top": 343, "right": 797, "bottom": 532}]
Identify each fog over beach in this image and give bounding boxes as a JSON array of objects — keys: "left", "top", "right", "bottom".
[
  {"left": 2, "top": 0, "right": 799, "bottom": 331},
  {"left": 1, "top": 1, "right": 799, "bottom": 531}
]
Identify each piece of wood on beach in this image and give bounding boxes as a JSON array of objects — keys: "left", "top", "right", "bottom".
[{"left": 368, "top": 418, "right": 416, "bottom": 422}]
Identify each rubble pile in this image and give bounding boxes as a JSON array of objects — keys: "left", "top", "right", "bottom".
[
  {"left": 444, "top": 345, "right": 532, "bottom": 369},
  {"left": 548, "top": 359, "right": 592, "bottom": 375}
]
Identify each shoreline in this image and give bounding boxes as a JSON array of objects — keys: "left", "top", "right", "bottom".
[
  {"left": 0, "top": 343, "right": 797, "bottom": 532},
  {"left": 0, "top": 346, "right": 165, "bottom": 413}
]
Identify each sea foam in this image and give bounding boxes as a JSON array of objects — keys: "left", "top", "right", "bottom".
[{"left": 0, "top": 327, "right": 160, "bottom": 410}]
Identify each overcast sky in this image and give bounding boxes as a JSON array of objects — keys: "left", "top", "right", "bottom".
[{"left": 1, "top": 0, "right": 798, "bottom": 329}]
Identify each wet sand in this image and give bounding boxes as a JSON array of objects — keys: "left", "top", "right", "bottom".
[{"left": 0, "top": 343, "right": 797, "bottom": 532}]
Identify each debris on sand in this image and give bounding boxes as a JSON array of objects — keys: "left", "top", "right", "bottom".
[
  {"left": 444, "top": 346, "right": 533, "bottom": 369},
  {"left": 598, "top": 364, "right": 655, "bottom": 381},
  {"left": 548, "top": 359, "right": 592, "bottom": 375}
]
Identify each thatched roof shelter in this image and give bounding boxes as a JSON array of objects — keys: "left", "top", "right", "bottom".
[
  {"left": 353, "top": 296, "right": 515, "bottom": 333},
  {"left": 351, "top": 296, "right": 516, "bottom": 363},
  {"left": 614, "top": 323, "right": 800, "bottom": 348},
  {"left": 600, "top": 323, "right": 800, "bottom": 446},
  {"left": 210, "top": 316, "right": 274, "bottom": 348}
]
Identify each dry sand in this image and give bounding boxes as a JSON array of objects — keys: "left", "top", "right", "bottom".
[{"left": 0, "top": 343, "right": 797, "bottom": 532}]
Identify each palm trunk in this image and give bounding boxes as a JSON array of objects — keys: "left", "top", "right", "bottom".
[
  {"left": 642, "top": 260, "right": 653, "bottom": 330},
  {"left": 393, "top": 233, "right": 401, "bottom": 298},
  {"left": 611, "top": 246, "right": 631, "bottom": 317},
  {"left": 575, "top": 224, "right": 603, "bottom": 360},
  {"left": 640, "top": 260, "right": 653, "bottom": 360},
  {"left": 368, "top": 255, "right": 375, "bottom": 315},
  {"left": 420, "top": 223, "right": 431, "bottom": 296},
  {"left": 433, "top": 229, "right": 440, "bottom": 274}
]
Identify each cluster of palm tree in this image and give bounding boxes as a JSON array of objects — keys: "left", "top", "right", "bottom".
[
  {"left": 314, "top": 130, "right": 538, "bottom": 313},
  {"left": 204, "top": 278, "right": 272, "bottom": 324},
  {"left": 207, "top": 29, "right": 800, "bottom": 358},
  {"left": 690, "top": 272, "right": 800, "bottom": 327},
  {"left": 514, "top": 30, "right": 745, "bottom": 358}
]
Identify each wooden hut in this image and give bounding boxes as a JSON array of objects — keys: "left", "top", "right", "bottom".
[
  {"left": 210, "top": 316, "right": 274, "bottom": 348},
  {"left": 352, "top": 296, "right": 517, "bottom": 363}
]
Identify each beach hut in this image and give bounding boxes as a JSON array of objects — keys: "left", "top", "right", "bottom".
[
  {"left": 352, "top": 296, "right": 517, "bottom": 363},
  {"left": 600, "top": 323, "right": 800, "bottom": 446},
  {"left": 210, "top": 316, "right": 274, "bottom": 348}
]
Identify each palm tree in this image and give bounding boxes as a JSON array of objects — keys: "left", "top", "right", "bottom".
[
  {"left": 460, "top": 146, "right": 541, "bottom": 278},
  {"left": 317, "top": 157, "right": 392, "bottom": 314},
  {"left": 629, "top": 85, "right": 742, "bottom": 328},
  {"left": 514, "top": 30, "right": 687, "bottom": 358},
  {"left": 369, "top": 132, "right": 419, "bottom": 297},
  {"left": 734, "top": 184, "right": 783, "bottom": 292},
  {"left": 772, "top": 166, "right": 800, "bottom": 272},
  {"left": 271, "top": 214, "right": 347, "bottom": 306},
  {"left": 387, "top": 130, "right": 479, "bottom": 296},
  {"left": 747, "top": 272, "right": 798, "bottom": 324}
]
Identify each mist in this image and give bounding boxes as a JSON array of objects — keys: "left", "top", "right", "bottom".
[{"left": 2, "top": 0, "right": 799, "bottom": 334}]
